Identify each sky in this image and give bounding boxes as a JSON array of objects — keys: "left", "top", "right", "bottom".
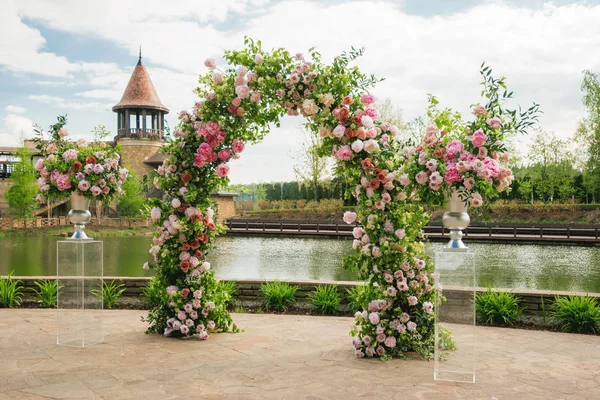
[{"left": 1, "top": 0, "right": 600, "bottom": 183}]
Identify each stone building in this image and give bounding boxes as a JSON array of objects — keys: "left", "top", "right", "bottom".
[{"left": 0, "top": 52, "right": 237, "bottom": 221}]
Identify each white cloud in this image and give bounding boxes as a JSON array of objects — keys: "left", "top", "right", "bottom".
[
  {"left": 29, "top": 94, "right": 113, "bottom": 111},
  {"left": 3, "top": 0, "right": 600, "bottom": 183},
  {"left": 4, "top": 105, "right": 26, "bottom": 114},
  {"left": 0, "top": 114, "right": 36, "bottom": 147}
]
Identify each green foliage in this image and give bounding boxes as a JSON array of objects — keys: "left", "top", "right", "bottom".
[
  {"left": 31, "top": 279, "right": 60, "bottom": 308},
  {"left": 92, "top": 280, "right": 126, "bottom": 309},
  {"left": 142, "top": 277, "right": 166, "bottom": 309},
  {"left": 308, "top": 285, "right": 341, "bottom": 314},
  {"left": 552, "top": 295, "right": 600, "bottom": 334},
  {"left": 215, "top": 280, "right": 237, "bottom": 308},
  {"left": 6, "top": 147, "right": 38, "bottom": 218},
  {"left": 0, "top": 271, "right": 24, "bottom": 308},
  {"left": 91, "top": 125, "right": 111, "bottom": 141},
  {"left": 437, "top": 326, "right": 456, "bottom": 351},
  {"left": 475, "top": 288, "right": 522, "bottom": 325},
  {"left": 117, "top": 172, "right": 146, "bottom": 217},
  {"left": 260, "top": 281, "right": 298, "bottom": 311},
  {"left": 346, "top": 284, "right": 379, "bottom": 314}
]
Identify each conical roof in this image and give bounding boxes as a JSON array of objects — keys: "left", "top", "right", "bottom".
[{"left": 112, "top": 54, "right": 169, "bottom": 113}]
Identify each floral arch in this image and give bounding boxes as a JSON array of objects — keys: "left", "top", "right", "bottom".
[{"left": 144, "top": 38, "right": 537, "bottom": 359}]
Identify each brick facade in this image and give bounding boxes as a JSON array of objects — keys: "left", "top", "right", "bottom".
[{"left": 117, "top": 138, "right": 163, "bottom": 180}]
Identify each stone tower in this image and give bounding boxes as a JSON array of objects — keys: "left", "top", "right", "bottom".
[{"left": 112, "top": 50, "right": 169, "bottom": 180}]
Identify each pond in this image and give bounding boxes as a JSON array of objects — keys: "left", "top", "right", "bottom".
[{"left": 1, "top": 235, "right": 600, "bottom": 293}]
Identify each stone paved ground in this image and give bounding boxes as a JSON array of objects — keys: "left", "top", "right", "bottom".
[{"left": 1, "top": 310, "right": 599, "bottom": 399}]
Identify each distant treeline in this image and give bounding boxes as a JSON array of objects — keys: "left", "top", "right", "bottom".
[{"left": 232, "top": 177, "right": 354, "bottom": 204}]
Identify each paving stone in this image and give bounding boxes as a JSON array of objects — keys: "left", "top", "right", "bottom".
[{"left": 0, "top": 309, "right": 600, "bottom": 399}]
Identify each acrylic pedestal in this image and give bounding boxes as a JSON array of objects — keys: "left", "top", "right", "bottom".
[
  {"left": 56, "top": 240, "right": 103, "bottom": 347},
  {"left": 434, "top": 249, "right": 476, "bottom": 383}
]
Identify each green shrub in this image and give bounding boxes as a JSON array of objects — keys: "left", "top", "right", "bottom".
[
  {"left": 552, "top": 295, "right": 600, "bottom": 334},
  {"left": 92, "top": 280, "right": 126, "bottom": 309},
  {"left": 142, "top": 277, "right": 166, "bottom": 309},
  {"left": 475, "top": 288, "right": 522, "bottom": 325},
  {"left": 0, "top": 271, "right": 24, "bottom": 308},
  {"left": 346, "top": 284, "right": 379, "bottom": 314},
  {"left": 260, "top": 281, "right": 298, "bottom": 311},
  {"left": 215, "top": 280, "right": 237, "bottom": 308},
  {"left": 308, "top": 285, "right": 341, "bottom": 314},
  {"left": 31, "top": 279, "right": 60, "bottom": 308}
]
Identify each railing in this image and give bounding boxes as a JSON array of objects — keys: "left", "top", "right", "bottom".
[
  {"left": 117, "top": 128, "right": 164, "bottom": 140},
  {"left": 0, "top": 217, "right": 152, "bottom": 230},
  {"left": 225, "top": 220, "right": 600, "bottom": 243}
]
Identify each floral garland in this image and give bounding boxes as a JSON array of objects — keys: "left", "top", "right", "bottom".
[
  {"left": 34, "top": 116, "right": 129, "bottom": 204},
  {"left": 144, "top": 38, "right": 538, "bottom": 360}
]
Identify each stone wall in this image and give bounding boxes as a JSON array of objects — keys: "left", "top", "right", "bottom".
[
  {"left": 117, "top": 138, "right": 163, "bottom": 179},
  {"left": 0, "top": 179, "right": 11, "bottom": 212},
  {"left": 10, "top": 276, "right": 600, "bottom": 317},
  {"left": 211, "top": 195, "right": 236, "bottom": 222}
]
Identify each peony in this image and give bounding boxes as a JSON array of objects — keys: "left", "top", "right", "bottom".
[
  {"left": 62, "top": 149, "right": 78, "bottom": 161},
  {"left": 320, "top": 93, "right": 335, "bottom": 107},
  {"left": 363, "top": 139, "right": 379, "bottom": 154},
  {"left": 472, "top": 105, "right": 487, "bottom": 116},
  {"left": 351, "top": 140, "right": 364, "bottom": 153},
  {"left": 360, "top": 94, "right": 375, "bottom": 105},
  {"left": 218, "top": 149, "right": 231, "bottom": 161},
  {"left": 446, "top": 140, "right": 464, "bottom": 160},
  {"left": 487, "top": 117, "right": 501, "bottom": 129},
  {"left": 302, "top": 99, "right": 319, "bottom": 115},
  {"left": 212, "top": 72, "right": 223, "bottom": 84},
  {"left": 204, "top": 58, "right": 216, "bottom": 69},
  {"left": 335, "top": 145, "right": 352, "bottom": 161},
  {"left": 468, "top": 129, "right": 488, "bottom": 147},
  {"left": 216, "top": 163, "right": 230, "bottom": 178},
  {"left": 343, "top": 211, "right": 357, "bottom": 224},
  {"left": 235, "top": 85, "right": 250, "bottom": 99},
  {"left": 332, "top": 125, "right": 345, "bottom": 138},
  {"left": 361, "top": 115, "right": 374, "bottom": 128}
]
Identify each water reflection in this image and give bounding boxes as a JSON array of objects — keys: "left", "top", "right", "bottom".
[{"left": 1, "top": 235, "right": 599, "bottom": 292}]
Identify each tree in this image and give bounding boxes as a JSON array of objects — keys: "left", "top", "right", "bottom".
[
  {"left": 117, "top": 172, "right": 146, "bottom": 217},
  {"left": 5, "top": 148, "right": 38, "bottom": 218},
  {"left": 577, "top": 70, "right": 600, "bottom": 203},
  {"left": 293, "top": 128, "right": 330, "bottom": 202},
  {"left": 91, "top": 125, "right": 111, "bottom": 142}
]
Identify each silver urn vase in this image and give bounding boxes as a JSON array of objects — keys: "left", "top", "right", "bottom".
[
  {"left": 442, "top": 189, "right": 470, "bottom": 250},
  {"left": 67, "top": 191, "right": 91, "bottom": 240}
]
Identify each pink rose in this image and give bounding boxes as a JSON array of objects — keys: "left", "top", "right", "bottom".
[
  {"left": 58, "top": 128, "right": 69, "bottom": 138},
  {"left": 407, "top": 321, "right": 417, "bottom": 332},
  {"left": 343, "top": 211, "right": 357, "bottom": 224},
  {"left": 415, "top": 171, "right": 428, "bottom": 185},
  {"left": 151, "top": 207, "right": 161, "bottom": 220},
  {"left": 212, "top": 72, "right": 223, "bottom": 84},
  {"left": 363, "top": 139, "right": 379, "bottom": 154},
  {"left": 468, "top": 129, "right": 488, "bottom": 147},
  {"left": 335, "top": 145, "right": 352, "bottom": 161},
  {"left": 361, "top": 115, "right": 374, "bottom": 128},
  {"left": 235, "top": 85, "right": 250, "bottom": 99},
  {"left": 255, "top": 54, "right": 264, "bottom": 64},
  {"left": 446, "top": 140, "right": 464, "bottom": 160},
  {"left": 78, "top": 180, "right": 90, "bottom": 191},
  {"left": 472, "top": 105, "right": 487, "bottom": 116},
  {"left": 395, "top": 229, "right": 405, "bottom": 239},
  {"left": 360, "top": 94, "right": 375, "bottom": 105},
  {"left": 218, "top": 149, "right": 231, "bottom": 161},
  {"left": 204, "top": 58, "right": 216, "bottom": 69},
  {"left": 216, "top": 163, "right": 229, "bottom": 178},
  {"left": 250, "top": 92, "right": 261, "bottom": 103},
  {"left": 486, "top": 117, "right": 501, "bottom": 129},
  {"left": 232, "top": 140, "right": 245, "bottom": 153},
  {"left": 332, "top": 125, "right": 345, "bottom": 138},
  {"left": 90, "top": 185, "right": 102, "bottom": 196},
  {"left": 351, "top": 140, "right": 364, "bottom": 153},
  {"left": 368, "top": 312, "right": 380, "bottom": 325}
]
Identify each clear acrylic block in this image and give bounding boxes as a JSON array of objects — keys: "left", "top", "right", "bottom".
[
  {"left": 56, "top": 240, "right": 103, "bottom": 347},
  {"left": 434, "top": 249, "right": 476, "bottom": 383}
]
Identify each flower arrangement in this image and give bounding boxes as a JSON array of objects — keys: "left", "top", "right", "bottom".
[
  {"left": 33, "top": 115, "right": 129, "bottom": 204},
  {"left": 403, "top": 65, "right": 540, "bottom": 207},
  {"left": 145, "top": 39, "right": 538, "bottom": 360}
]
